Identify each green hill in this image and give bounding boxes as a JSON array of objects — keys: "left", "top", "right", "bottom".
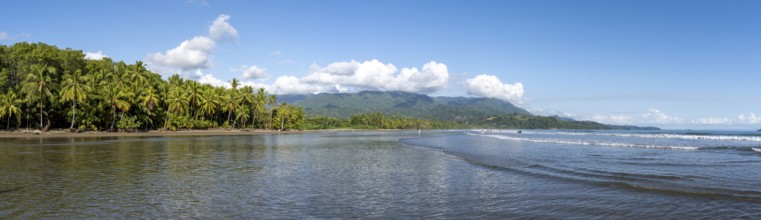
[
  {"left": 281, "top": 90, "right": 529, "bottom": 122},
  {"left": 282, "top": 91, "right": 659, "bottom": 130}
]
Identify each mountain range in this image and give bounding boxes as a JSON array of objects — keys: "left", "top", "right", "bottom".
[{"left": 281, "top": 91, "right": 659, "bottom": 130}]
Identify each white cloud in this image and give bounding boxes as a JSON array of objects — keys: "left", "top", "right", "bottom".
[
  {"left": 0, "top": 32, "right": 11, "bottom": 41},
  {"left": 84, "top": 51, "right": 108, "bottom": 60},
  {"left": 642, "top": 108, "right": 680, "bottom": 124},
  {"left": 146, "top": 36, "right": 215, "bottom": 73},
  {"left": 737, "top": 112, "right": 761, "bottom": 124},
  {"left": 692, "top": 117, "right": 731, "bottom": 125},
  {"left": 240, "top": 65, "right": 267, "bottom": 79},
  {"left": 145, "top": 14, "right": 237, "bottom": 76},
  {"left": 299, "top": 60, "right": 449, "bottom": 94},
  {"left": 239, "top": 81, "right": 272, "bottom": 91},
  {"left": 463, "top": 74, "right": 524, "bottom": 103},
  {"left": 588, "top": 114, "right": 633, "bottom": 124},
  {"left": 691, "top": 112, "right": 761, "bottom": 125},
  {"left": 192, "top": 69, "right": 229, "bottom": 88},
  {"left": 271, "top": 76, "right": 335, "bottom": 94},
  {"left": 209, "top": 14, "right": 238, "bottom": 42}
]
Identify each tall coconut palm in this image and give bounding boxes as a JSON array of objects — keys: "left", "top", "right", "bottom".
[
  {"left": 230, "top": 78, "right": 240, "bottom": 90},
  {"left": 186, "top": 80, "right": 202, "bottom": 117},
  {"left": 130, "top": 61, "right": 149, "bottom": 87},
  {"left": 222, "top": 90, "right": 240, "bottom": 126},
  {"left": 0, "top": 91, "right": 23, "bottom": 130},
  {"left": 253, "top": 88, "right": 266, "bottom": 129},
  {"left": 235, "top": 106, "right": 250, "bottom": 129},
  {"left": 139, "top": 86, "right": 160, "bottom": 129},
  {"left": 165, "top": 87, "right": 189, "bottom": 129},
  {"left": 141, "top": 86, "right": 159, "bottom": 112},
  {"left": 60, "top": 69, "right": 91, "bottom": 129},
  {"left": 239, "top": 86, "right": 254, "bottom": 127},
  {"left": 102, "top": 84, "right": 130, "bottom": 131},
  {"left": 267, "top": 94, "right": 277, "bottom": 129},
  {"left": 23, "top": 64, "right": 56, "bottom": 129},
  {"left": 197, "top": 87, "right": 220, "bottom": 120},
  {"left": 111, "top": 62, "right": 130, "bottom": 90}
]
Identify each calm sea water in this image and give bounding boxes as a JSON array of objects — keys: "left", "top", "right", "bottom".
[{"left": 1, "top": 130, "right": 760, "bottom": 218}]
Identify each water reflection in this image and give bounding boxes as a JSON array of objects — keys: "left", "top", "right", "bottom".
[{"left": 2, "top": 132, "right": 759, "bottom": 218}]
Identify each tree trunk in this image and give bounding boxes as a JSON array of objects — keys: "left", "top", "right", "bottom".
[
  {"left": 251, "top": 111, "right": 256, "bottom": 129},
  {"left": 110, "top": 111, "right": 116, "bottom": 131},
  {"left": 70, "top": 101, "right": 77, "bottom": 129},
  {"left": 269, "top": 110, "right": 273, "bottom": 130},
  {"left": 227, "top": 111, "right": 232, "bottom": 126},
  {"left": 42, "top": 118, "right": 50, "bottom": 132},
  {"left": 164, "top": 113, "right": 169, "bottom": 130},
  {"left": 39, "top": 100, "right": 43, "bottom": 129}
]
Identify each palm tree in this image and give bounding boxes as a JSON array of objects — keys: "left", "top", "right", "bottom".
[
  {"left": 139, "top": 86, "right": 160, "bottom": 129},
  {"left": 165, "top": 86, "right": 189, "bottom": 129},
  {"left": 23, "top": 64, "right": 56, "bottom": 129},
  {"left": 197, "top": 87, "right": 220, "bottom": 120},
  {"left": 0, "top": 91, "right": 23, "bottom": 130},
  {"left": 168, "top": 74, "right": 183, "bottom": 88},
  {"left": 186, "top": 80, "right": 202, "bottom": 117},
  {"left": 253, "top": 88, "right": 266, "bottom": 129},
  {"left": 111, "top": 62, "right": 130, "bottom": 90},
  {"left": 277, "top": 103, "right": 289, "bottom": 131},
  {"left": 130, "top": 61, "right": 149, "bottom": 86},
  {"left": 235, "top": 106, "right": 250, "bottom": 129},
  {"left": 141, "top": 87, "right": 159, "bottom": 112},
  {"left": 222, "top": 89, "right": 240, "bottom": 126},
  {"left": 239, "top": 86, "right": 255, "bottom": 128},
  {"left": 230, "top": 78, "right": 240, "bottom": 90},
  {"left": 60, "top": 69, "right": 91, "bottom": 129},
  {"left": 268, "top": 94, "right": 277, "bottom": 129},
  {"left": 102, "top": 84, "right": 130, "bottom": 131}
]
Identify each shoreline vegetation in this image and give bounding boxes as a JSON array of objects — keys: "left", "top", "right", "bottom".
[{"left": 1, "top": 42, "right": 658, "bottom": 133}]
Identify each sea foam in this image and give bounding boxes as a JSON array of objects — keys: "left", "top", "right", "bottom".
[{"left": 469, "top": 132, "right": 699, "bottom": 150}]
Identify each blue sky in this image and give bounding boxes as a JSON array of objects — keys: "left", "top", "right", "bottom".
[{"left": 2, "top": 0, "right": 760, "bottom": 129}]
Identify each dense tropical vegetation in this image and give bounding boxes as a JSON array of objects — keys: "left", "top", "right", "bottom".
[
  {"left": 0, "top": 42, "right": 304, "bottom": 132},
  {"left": 305, "top": 112, "right": 465, "bottom": 130}
]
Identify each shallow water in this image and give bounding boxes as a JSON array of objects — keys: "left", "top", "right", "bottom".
[{"left": 1, "top": 130, "right": 760, "bottom": 218}]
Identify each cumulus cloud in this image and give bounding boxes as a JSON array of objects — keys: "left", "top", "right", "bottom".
[
  {"left": 588, "top": 114, "right": 633, "bottom": 124},
  {"left": 146, "top": 14, "right": 237, "bottom": 76},
  {"left": 692, "top": 117, "right": 731, "bottom": 125},
  {"left": 737, "top": 112, "right": 761, "bottom": 124},
  {"left": 642, "top": 108, "right": 680, "bottom": 124},
  {"left": 146, "top": 36, "right": 215, "bottom": 72},
  {"left": 271, "top": 76, "right": 335, "bottom": 94},
  {"left": 209, "top": 14, "right": 238, "bottom": 42},
  {"left": 240, "top": 65, "right": 267, "bottom": 79},
  {"left": 0, "top": 32, "right": 11, "bottom": 41},
  {"left": 191, "top": 69, "right": 229, "bottom": 88},
  {"left": 463, "top": 74, "right": 524, "bottom": 103},
  {"left": 298, "top": 60, "right": 449, "bottom": 94},
  {"left": 693, "top": 112, "right": 761, "bottom": 125},
  {"left": 84, "top": 51, "right": 108, "bottom": 60}
]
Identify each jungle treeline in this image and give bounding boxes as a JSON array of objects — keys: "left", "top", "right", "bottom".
[{"left": 0, "top": 42, "right": 304, "bottom": 132}]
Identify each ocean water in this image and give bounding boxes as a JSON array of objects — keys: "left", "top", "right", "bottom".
[{"left": 1, "top": 130, "right": 760, "bottom": 218}]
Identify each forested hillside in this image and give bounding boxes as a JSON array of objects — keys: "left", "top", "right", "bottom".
[
  {"left": 282, "top": 90, "right": 530, "bottom": 122},
  {"left": 0, "top": 42, "right": 303, "bottom": 132},
  {"left": 284, "top": 91, "right": 659, "bottom": 130}
]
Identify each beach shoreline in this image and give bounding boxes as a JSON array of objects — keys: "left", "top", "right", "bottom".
[{"left": 0, "top": 128, "right": 318, "bottom": 138}]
